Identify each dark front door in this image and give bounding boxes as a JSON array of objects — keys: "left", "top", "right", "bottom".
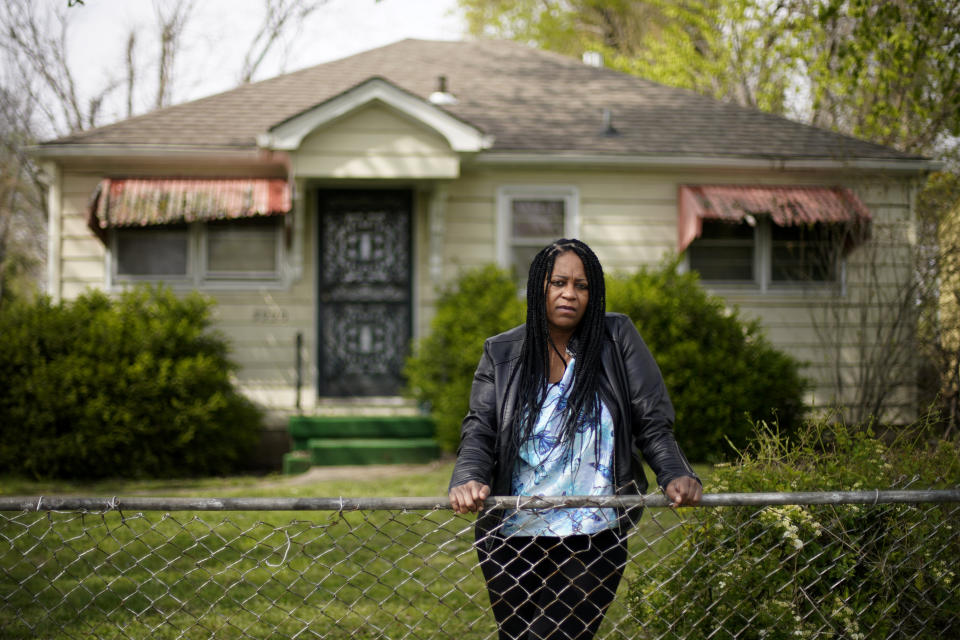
[{"left": 317, "top": 190, "right": 412, "bottom": 396}]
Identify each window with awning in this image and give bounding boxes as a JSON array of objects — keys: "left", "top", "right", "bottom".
[
  {"left": 678, "top": 185, "right": 872, "bottom": 288},
  {"left": 87, "top": 178, "right": 292, "bottom": 285}
]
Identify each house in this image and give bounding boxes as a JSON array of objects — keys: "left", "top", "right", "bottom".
[{"left": 34, "top": 39, "right": 935, "bottom": 468}]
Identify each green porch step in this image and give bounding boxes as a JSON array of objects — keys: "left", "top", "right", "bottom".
[
  {"left": 282, "top": 451, "right": 312, "bottom": 476},
  {"left": 289, "top": 416, "right": 435, "bottom": 450},
  {"left": 306, "top": 437, "right": 440, "bottom": 466},
  {"left": 284, "top": 415, "right": 440, "bottom": 474}
]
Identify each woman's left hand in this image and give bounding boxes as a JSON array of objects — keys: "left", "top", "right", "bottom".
[{"left": 665, "top": 476, "right": 702, "bottom": 507}]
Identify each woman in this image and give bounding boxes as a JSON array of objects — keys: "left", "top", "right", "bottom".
[{"left": 449, "top": 238, "right": 701, "bottom": 640}]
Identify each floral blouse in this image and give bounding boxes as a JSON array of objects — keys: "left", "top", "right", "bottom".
[{"left": 502, "top": 357, "right": 617, "bottom": 537}]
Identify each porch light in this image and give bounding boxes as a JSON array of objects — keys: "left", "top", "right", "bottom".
[{"left": 428, "top": 75, "right": 458, "bottom": 105}]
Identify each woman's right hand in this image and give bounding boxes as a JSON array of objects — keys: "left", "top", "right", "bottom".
[{"left": 449, "top": 481, "right": 491, "bottom": 514}]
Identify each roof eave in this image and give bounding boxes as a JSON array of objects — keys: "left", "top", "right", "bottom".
[
  {"left": 30, "top": 145, "right": 941, "bottom": 176},
  {"left": 472, "top": 151, "right": 941, "bottom": 174},
  {"left": 29, "top": 143, "right": 278, "bottom": 163}
]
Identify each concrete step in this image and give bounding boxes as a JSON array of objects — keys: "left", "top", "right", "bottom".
[{"left": 309, "top": 396, "right": 421, "bottom": 417}]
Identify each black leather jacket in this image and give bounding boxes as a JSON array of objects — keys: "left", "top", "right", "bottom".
[{"left": 449, "top": 313, "right": 698, "bottom": 508}]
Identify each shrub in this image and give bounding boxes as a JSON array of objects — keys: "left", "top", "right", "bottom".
[
  {"left": 607, "top": 259, "right": 808, "bottom": 460},
  {"left": 627, "top": 415, "right": 960, "bottom": 639},
  {"left": 407, "top": 260, "right": 807, "bottom": 458},
  {"left": 0, "top": 285, "right": 262, "bottom": 479},
  {"left": 404, "top": 266, "right": 525, "bottom": 452}
]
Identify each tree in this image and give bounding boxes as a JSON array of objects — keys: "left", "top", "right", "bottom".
[
  {"left": 0, "top": 0, "right": 334, "bottom": 302},
  {"left": 153, "top": 0, "right": 195, "bottom": 110},
  {"left": 459, "top": 1, "right": 960, "bottom": 157},
  {"left": 794, "top": 0, "right": 960, "bottom": 426},
  {"left": 0, "top": 85, "right": 45, "bottom": 306},
  {"left": 0, "top": 0, "right": 209, "bottom": 136},
  {"left": 802, "top": 0, "right": 960, "bottom": 158},
  {"left": 918, "top": 171, "right": 960, "bottom": 437},
  {"left": 460, "top": 0, "right": 960, "bottom": 426},
  {"left": 460, "top": 0, "right": 810, "bottom": 117},
  {"left": 240, "top": 0, "right": 328, "bottom": 84},
  {"left": 0, "top": 0, "right": 115, "bottom": 135}
]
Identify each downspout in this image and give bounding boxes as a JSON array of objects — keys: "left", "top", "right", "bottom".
[
  {"left": 295, "top": 331, "right": 303, "bottom": 413},
  {"left": 288, "top": 176, "right": 304, "bottom": 283},
  {"left": 44, "top": 162, "right": 62, "bottom": 303},
  {"left": 428, "top": 183, "right": 448, "bottom": 286}
]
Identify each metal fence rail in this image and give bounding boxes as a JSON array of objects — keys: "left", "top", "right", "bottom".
[{"left": 2, "top": 491, "right": 958, "bottom": 639}]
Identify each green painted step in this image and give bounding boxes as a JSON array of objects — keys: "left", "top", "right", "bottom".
[
  {"left": 289, "top": 416, "right": 435, "bottom": 450},
  {"left": 282, "top": 452, "right": 312, "bottom": 475},
  {"left": 307, "top": 437, "right": 440, "bottom": 466}
]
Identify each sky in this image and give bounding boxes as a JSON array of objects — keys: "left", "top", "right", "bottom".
[{"left": 57, "top": 0, "right": 466, "bottom": 128}]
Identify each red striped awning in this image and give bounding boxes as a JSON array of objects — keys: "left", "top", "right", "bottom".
[
  {"left": 678, "top": 185, "right": 871, "bottom": 252},
  {"left": 88, "top": 178, "right": 291, "bottom": 237}
]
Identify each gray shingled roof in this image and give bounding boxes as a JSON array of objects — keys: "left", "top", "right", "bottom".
[{"left": 44, "top": 39, "right": 923, "bottom": 161}]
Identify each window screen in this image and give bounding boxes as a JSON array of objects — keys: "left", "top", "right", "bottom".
[
  {"left": 510, "top": 199, "right": 565, "bottom": 275},
  {"left": 512, "top": 200, "right": 565, "bottom": 238},
  {"left": 206, "top": 217, "right": 280, "bottom": 277},
  {"left": 771, "top": 223, "right": 837, "bottom": 282},
  {"left": 688, "top": 220, "right": 755, "bottom": 282},
  {"left": 115, "top": 226, "right": 188, "bottom": 276}
]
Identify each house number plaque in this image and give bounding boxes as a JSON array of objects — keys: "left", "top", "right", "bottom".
[{"left": 252, "top": 308, "right": 289, "bottom": 323}]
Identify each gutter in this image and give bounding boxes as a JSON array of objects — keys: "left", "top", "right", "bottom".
[
  {"left": 29, "top": 144, "right": 942, "bottom": 175},
  {"left": 470, "top": 152, "right": 942, "bottom": 174},
  {"left": 44, "top": 162, "right": 62, "bottom": 303},
  {"left": 28, "top": 143, "right": 286, "bottom": 166}
]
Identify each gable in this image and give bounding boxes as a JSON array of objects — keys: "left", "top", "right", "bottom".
[{"left": 289, "top": 101, "right": 463, "bottom": 178}]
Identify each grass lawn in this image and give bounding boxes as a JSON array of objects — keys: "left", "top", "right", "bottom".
[{"left": 0, "top": 461, "right": 712, "bottom": 639}]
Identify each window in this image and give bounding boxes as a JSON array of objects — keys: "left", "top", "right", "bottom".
[
  {"left": 115, "top": 225, "right": 189, "bottom": 277},
  {"left": 688, "top": 218, "right": 842, "bottom": 290},
  {"left": 498, "top": 186, "right": 578, "bottom": 282},
  {"left": 112, "top": 216, "right": 284, "bottom": 287},
  {"left": 205, "top": 217, "right": 281, "bottom": 279},
  {"left": 687, "top": 220, "right": 755, "bottom": 282},
  {"left": 770, "top": 223, "right": 838, "bottom": 283}
]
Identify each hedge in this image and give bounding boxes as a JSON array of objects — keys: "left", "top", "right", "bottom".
[{"left": 0, "top": 285, "right": 261, "bottom": 479}]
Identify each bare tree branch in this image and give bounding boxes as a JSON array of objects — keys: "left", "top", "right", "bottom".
[
  {"left": 154, "top": 0, "right": 194, "bottom": 109},
  {"left": 0, "top": 0, "right": 340, "bottom": 303},
  {"left": 0, "top": 0, "right": 120, "bottom": 135},
  {"left": 240, "top": 0, "right": 326, "bottom": 84},
  {"left": 125, "top": 30, "right": 137, "bottom": 119},
  {"left": 1, "top": 1, "right": 80, "bottom": 133}
]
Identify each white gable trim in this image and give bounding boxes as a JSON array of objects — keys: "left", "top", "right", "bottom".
[{"left": 258, "top": 78, "right": 492, "bottom": 153}]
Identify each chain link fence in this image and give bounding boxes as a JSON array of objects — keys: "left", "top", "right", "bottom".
[{"left": 2, "top": 490, "right": 958, "bottom": 639}]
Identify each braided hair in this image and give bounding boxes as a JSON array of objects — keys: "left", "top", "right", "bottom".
[{"left": 509, "top": 238, "right": 607, "bottom": 462}]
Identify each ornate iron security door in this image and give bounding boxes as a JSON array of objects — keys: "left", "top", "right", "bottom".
[{"left": 317, "top": 190, "right": 412, "bottom": 396}]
